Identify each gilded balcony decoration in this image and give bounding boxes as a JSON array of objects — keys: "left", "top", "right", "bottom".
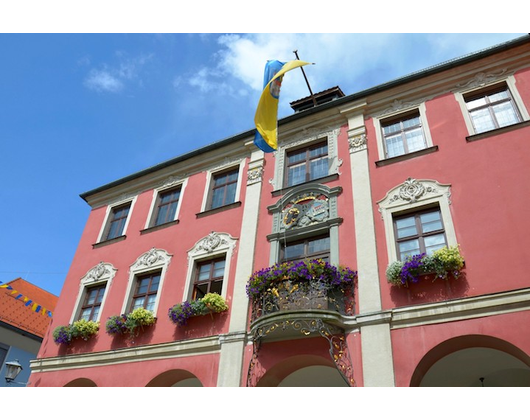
[{"left": 246, "top": 259, "right": 357, "bottom": 323}]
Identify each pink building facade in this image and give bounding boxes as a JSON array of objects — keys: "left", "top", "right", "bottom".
[{"left": 31, "top": 35, "right": 530, "bottom": 386}]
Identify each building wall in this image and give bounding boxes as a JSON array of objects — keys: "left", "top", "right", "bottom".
[{"left": 30, "top": 37, "right": 530, "bottom": 387}]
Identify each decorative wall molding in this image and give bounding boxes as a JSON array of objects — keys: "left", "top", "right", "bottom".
[
  {"left": 132, "top": 248, "right": 172, "bottom": 271},
  {"left": 348, "top": 133, "right": 367, "bottom": 153},
  {"left": 189, "top": 232, "right": 237, "bottom": 259},
  {"left": 455, "top": 68, "right": 510, "bottom": 90},
  {"left": 81, "top": 262, "right": 118, "bottom": 286},
  {"left": 247, "top": 166, "right": 263, "bottom": 185}
]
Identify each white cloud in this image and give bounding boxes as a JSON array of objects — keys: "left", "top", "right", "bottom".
[
  {"left": 83, "top": 53, "right": 153, "bottom": 94},
  {"left": 84, "top": 69, "right": 124, "bottom": 93},
  {"left": 185, "top": 33, "right": 525, "bottom": 105}
]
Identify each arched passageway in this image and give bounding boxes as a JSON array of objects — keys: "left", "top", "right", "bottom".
[
  {"left": 146, "top": 369, "right": 203, "bottom": 387},
  {"left": 64, "top": 378, "right": 97, "bottom": 387}
]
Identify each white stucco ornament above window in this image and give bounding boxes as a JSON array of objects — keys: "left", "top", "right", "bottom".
[{"left": 82, "top": 261, "right": 118, "bottom": 285}]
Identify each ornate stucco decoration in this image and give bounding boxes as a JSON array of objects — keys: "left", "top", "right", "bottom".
[
  {"left": 197, "top": 232, "right": 228, "bottom": 253},
  {"left": 378, "top": 178, "right": 452, "bottom": 218},
  {"left": 132, "top": 248, "right": 172, "bottom": 270},
  {"left": 348, "top": 134, "right": 367, "bottom": 153},
  {"left": 268, "top": 183, "right": 342, "bottom": 234},
  {"left": 456, "top": 68, "right": 509, "bottom": 90},
  {"left": 247, "top": 166, "right": 263, "bottom": 185},
  {"left": 388, "top": 177, "right": 433, "bottom": 204},
  {"left": 187, "top": 232, "right": 238, "bottom": 264},
  {"left": 81, "top": 262, "right": 117, "bottom": 286},
  {"left": 281, "top": 192, "right": 330, "bottom": 230}
]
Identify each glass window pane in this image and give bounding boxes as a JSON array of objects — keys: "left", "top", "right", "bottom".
[
  {"left": 309, "top": 144, "right": 327, "bottom": 158},
  {"left": 132, "top": 297, "right": 145, "bottom": 310},
  {"left": 194, "top": 283, "right": 208, "bottom": 299},
  {"left": 80, "top": 308, "right": 91, "bottom": 321},
  {"left": 224, "top": 183, "right": 237, "bottom": 205},
  {"left": 137, "top": 279, "right": 149, "bottom": 294},
  {"left": 213, "top": 260, "right": 225, "bottom": 278},
  {"left": 308, "top": 237, "right": 330, "bottom": 254},
  {"left": 310, "top": 157, "right": 328, "bottom": 180},
  {"left": 424, "top": 233, "right": 447, "bottom": 254},
  {"left": 399, "top": 239, "right": 420, "bottom": 260},
  {"left": 198, "top": 264, "right": 211, "bottom": 281},
  {"left": 489, "top": 90, "right": 509, "bottom": 102},
  {"left": 383, "top": 121, "right": 401, "bottom": 135},
  {"left": 420, "top": 211, "right": 443, "bottom": 233},
  {"left": 92, "top": 306, "right": 100, "bottom": 321},
  {"left": 405, "top": 128, "right": 426, "bottom": 152},
  {"left": 492, "top": 102, "right": 519, "bottom": 127},
  {"left": 288, "top": 149, "right": 306, "bottom": 165},
  {"left": 396, "top": 216, "right": 417, "bottom": 238},
  {"left": 210, "top": 188, "right": 225, "bottom": 209},
  {"left": 155, "top": 206, "right": 169, "bottom": 225},
  {"left": 402, "top": 116, "right": 420, "bottom": 129},
  {"left": 385, "top": 134, "right": 405, "bottom": 158},
  {"left": 149, "top": 277, "right": 160, "bottom": 292},
  {"left": 146, "top": 295, "right": 156, "bottom": 312},
  {"left": 210, "top": 281, "right": 223, "bottom": 295},
  {"left": 470, "top": 108, "right": 495, "bottom": 133},
  {"left": 285, "top": 243, "right": 305, "bottom": 260},
  {"left": 288, "top": 163, "right": 306, "bottom": 186},
  {"left": 466, "top": 96, "right": 487, "bottom": 110}
]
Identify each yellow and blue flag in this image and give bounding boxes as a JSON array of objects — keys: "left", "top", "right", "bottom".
[{"left": 254, "top": 59, "right": 311, "bottom": 152}]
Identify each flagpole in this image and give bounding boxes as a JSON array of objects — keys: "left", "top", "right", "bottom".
[{"left": 293, "top": 50, "right": 317, "bottom": 107}]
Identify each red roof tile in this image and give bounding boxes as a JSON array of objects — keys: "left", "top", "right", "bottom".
[{"left": 0, "top": 278, "right": 58, "bottom": 338}]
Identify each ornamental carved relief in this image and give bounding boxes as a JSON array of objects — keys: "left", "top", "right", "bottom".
[
  {"left": 196, "top": 232, "right": 227, "bottom": 253},
  {"left": 132, "top": 248, "right": 171, "bottom": 270},
  {"left": 81, "top": 261, "right": 117, "bottom": 285},
  {"left": 388, "top": 178, "right": 433, "bottom": 204},
  {"left": 281, "top": 192, "right": 330, "bottom": 230},
  {"left": 348, "top": 134, "right": 367, "bottom": 153},
  {"left": 456, "top": 69, "right": 508, "bottom": 89},
  {"left": 247, "top": 167, "right": 263, "bottom": 185}
]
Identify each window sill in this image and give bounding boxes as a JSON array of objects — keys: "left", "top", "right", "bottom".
[
  {"left": 92, "top": 235, "right": 126, "bottom": 249},
  {"left": 140, "top": 220, "right": 179, "bottom": 235},
  {"left": 375, "top": 146, "right": 439, "bottom": 167},
  {"left": 196, "top": 201, "right": 242, "bottom": 218},
  {"left": 466, "top": 120, "right": 530, "bottom": 142},
  {"left": 272, "top": 173, "right": 339, "bottom": 197}
]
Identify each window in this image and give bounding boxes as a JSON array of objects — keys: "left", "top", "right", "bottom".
[
  {"left": 285, "top": 141, "right": 328, "bottom": 187},
  {"left": 394, "top": 208, "right": 447, "bottom": 260},
  {"left": 0, "top": 343, "right": 8, "bottom": 369},
  {"left": 153, "top": 187, "right": 181, "bottom": 226},
  {"left": 79, "top": 284, "right": 106, "bottom": 321},
  {"left": 382, "top": 111, "right": 427, "bottom": 158},
  {"left": 464, "top": 83, "right": 522, "bottom": 134},
  {"left": 130, "top": 271, "right": 160, "bottom": 312},
  {"left": 281, "top": 235, "right": 330, "bottom": 263},
  {"left": 209, "top": 168, "right": 239, "bottom": 210},
  {"left": 193, "top": 258, "right": 225, "bottom": 300},
  {"left": 105, "top": 203, "right": 130, "bottom": 240}
]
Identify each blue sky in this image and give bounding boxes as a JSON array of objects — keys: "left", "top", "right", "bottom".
[{"left": 0, "top": 32, "right": 526, "bottom": 299}]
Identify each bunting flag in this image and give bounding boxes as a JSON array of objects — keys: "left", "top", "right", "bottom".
[
  {"left": 0, "top": 281, "right": 53, "bottom": 317},
  {"left": 254, "top": 59, "right": 312, "bottom": 152}
]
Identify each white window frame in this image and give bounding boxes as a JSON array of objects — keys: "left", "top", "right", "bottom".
[
  {"left": 183, "top": 232, "right": 237, "bottom": 301},
  {"left": 122, "top": 248, "right": 172, "bottom": 316},
  {"left": 200, "top": 161, "right": 245, "bottom": 212},
  {"left": 454, "top": 76, "right": 529, "bottom": 136},
  {"left": 96, "top": 196, "right": 137, "bottom": 243},
  {"left": 377, "top": 178, "right": 457, "bottom": 263},
  {"left": 373, "top": 103, "right": 434, "bottom": 161},
  {"left": 145, "top": 179, "right": 187, "bottom": 229},
  {"left": 70, "top": 262, "right": 117, "bottom": 323}
]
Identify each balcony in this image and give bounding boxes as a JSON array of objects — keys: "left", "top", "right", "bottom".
[
  {"left": 246, "top": 259, "right": 357, "bottom": 386},
  {"left": 247, "top": 260, "right": 356, "bottom": 338}
]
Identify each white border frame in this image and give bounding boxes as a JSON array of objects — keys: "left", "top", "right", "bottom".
[
  {"left": 96, "top": 196, "right": 137, "bottom": 243},
  {"left": 200, "top": 161, "right": 245, "bottom": 212},
  {"left": 144, "top": 179, "right": 188, "bottom": 229}
]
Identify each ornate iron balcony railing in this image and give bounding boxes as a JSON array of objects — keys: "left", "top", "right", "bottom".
[{"left": 249, "top": 278, "right": 354, "bottom": 323}]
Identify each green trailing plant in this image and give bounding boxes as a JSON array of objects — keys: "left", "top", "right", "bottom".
[
  {"left": 105, "top": 308, "right": 156, "bottom": 338},
  {"left": 386, "top": 245, "right": 465, "bottom": 287},
  {"left": 53, "top": 319, "right": 100, "bottom": 345},
  {"left": 168, "top": 293, "right": 229, "bottom": 327}
]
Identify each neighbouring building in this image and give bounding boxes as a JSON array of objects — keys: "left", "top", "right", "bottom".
[
  {"left": 29, "top": 35, "right": 530, "bottom": 387},
  {"left": 1, "top": 278, "right": 57, "bottom": 387}
]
